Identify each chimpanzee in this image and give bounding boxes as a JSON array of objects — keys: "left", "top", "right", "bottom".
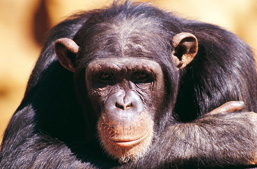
[{"left": 1, "top": 1, "right": 257, "bottom": 169}]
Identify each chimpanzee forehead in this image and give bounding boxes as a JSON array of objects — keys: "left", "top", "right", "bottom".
[
  {"left": 77, "top": 13, "right": 172, "bottom": 61},
  {"left": 86, "top": 57, "right": 162, "bottom": 74}
]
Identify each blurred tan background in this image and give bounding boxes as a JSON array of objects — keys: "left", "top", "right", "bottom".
[{"left": 1, "top": 0, "right": 257, "bottom": 144}]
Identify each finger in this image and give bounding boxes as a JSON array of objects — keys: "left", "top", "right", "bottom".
[
  {"left": 247, "top": 152, "right": 257, "bottom": 165},
  {"left": 209, "top": 101, "right": 245, "bottom": 115}
]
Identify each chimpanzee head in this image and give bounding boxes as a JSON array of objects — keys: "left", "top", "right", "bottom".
[{"left": 54, "top": 2, "right": 198, "bottom": 163}]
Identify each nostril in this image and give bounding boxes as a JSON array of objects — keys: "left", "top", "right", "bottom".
[
  {"left": 115, "top": 102, "right": 133, "bottom": 110},
  {"left": 125, "top": 103, "right": 133, "bottom": 110},
  {"left": 115, "top": 102, "right": 124, "bottom": 110}
]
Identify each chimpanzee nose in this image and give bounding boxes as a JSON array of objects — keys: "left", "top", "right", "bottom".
[
  {"left": 105, "top": 90, "right": 143, "bottom": 115},
  {"left": 115, "top": 102, "right": 133, "bottom": 110}
]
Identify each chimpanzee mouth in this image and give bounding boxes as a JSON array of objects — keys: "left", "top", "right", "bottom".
[{"left": 103, "top": 129, "right": 151, "bottom": 148}]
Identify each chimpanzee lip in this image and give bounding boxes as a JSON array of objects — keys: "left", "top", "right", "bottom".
[{"left": 104, "top": 129, "right": 151, "bottom": 148}]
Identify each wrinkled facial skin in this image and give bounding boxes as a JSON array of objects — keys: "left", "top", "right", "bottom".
[{"left": 86, "top": 57, "right": 165, "bottom": 163}]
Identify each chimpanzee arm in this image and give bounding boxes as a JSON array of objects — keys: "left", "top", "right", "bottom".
[
  {"left": 0, "top": 105, "right": 94, "bottom": 169},
  {"left": 130, "top": 101, "right": 257, "bottom": 169}
]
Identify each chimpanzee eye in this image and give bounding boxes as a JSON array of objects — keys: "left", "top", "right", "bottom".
[
  {"left": 133, "top": 72, "right": 152, "bottom": 83},
  {"left": 98, "top": 72, "right": 113, "bottom": 82},
  {"left": 134, "top": 72, "right": 147, "bottom": 79}
]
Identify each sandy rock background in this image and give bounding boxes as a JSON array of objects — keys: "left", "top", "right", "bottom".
[{"left": 1, "top": 0, "right": 257, "bottom": 143}]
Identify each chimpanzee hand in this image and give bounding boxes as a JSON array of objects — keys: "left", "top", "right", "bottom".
[{"left": 207, "top": 101, "right": 246, "bottom": 115}]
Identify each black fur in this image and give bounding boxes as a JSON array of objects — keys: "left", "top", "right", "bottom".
[{"left": 1, "top": 1, "right": 257, "bottom": 168}]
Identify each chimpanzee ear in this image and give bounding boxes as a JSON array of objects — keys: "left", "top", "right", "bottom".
[
  {"left": 172, "top": 32, "right": 198, "bottom": 69},
  {"left": 54, "top": 38, "right": 79, "bottom": 72}
]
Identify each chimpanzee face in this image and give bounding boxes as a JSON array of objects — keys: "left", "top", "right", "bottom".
[{"left": 85, "top": 57, "right": 165, "bottom": 162}]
